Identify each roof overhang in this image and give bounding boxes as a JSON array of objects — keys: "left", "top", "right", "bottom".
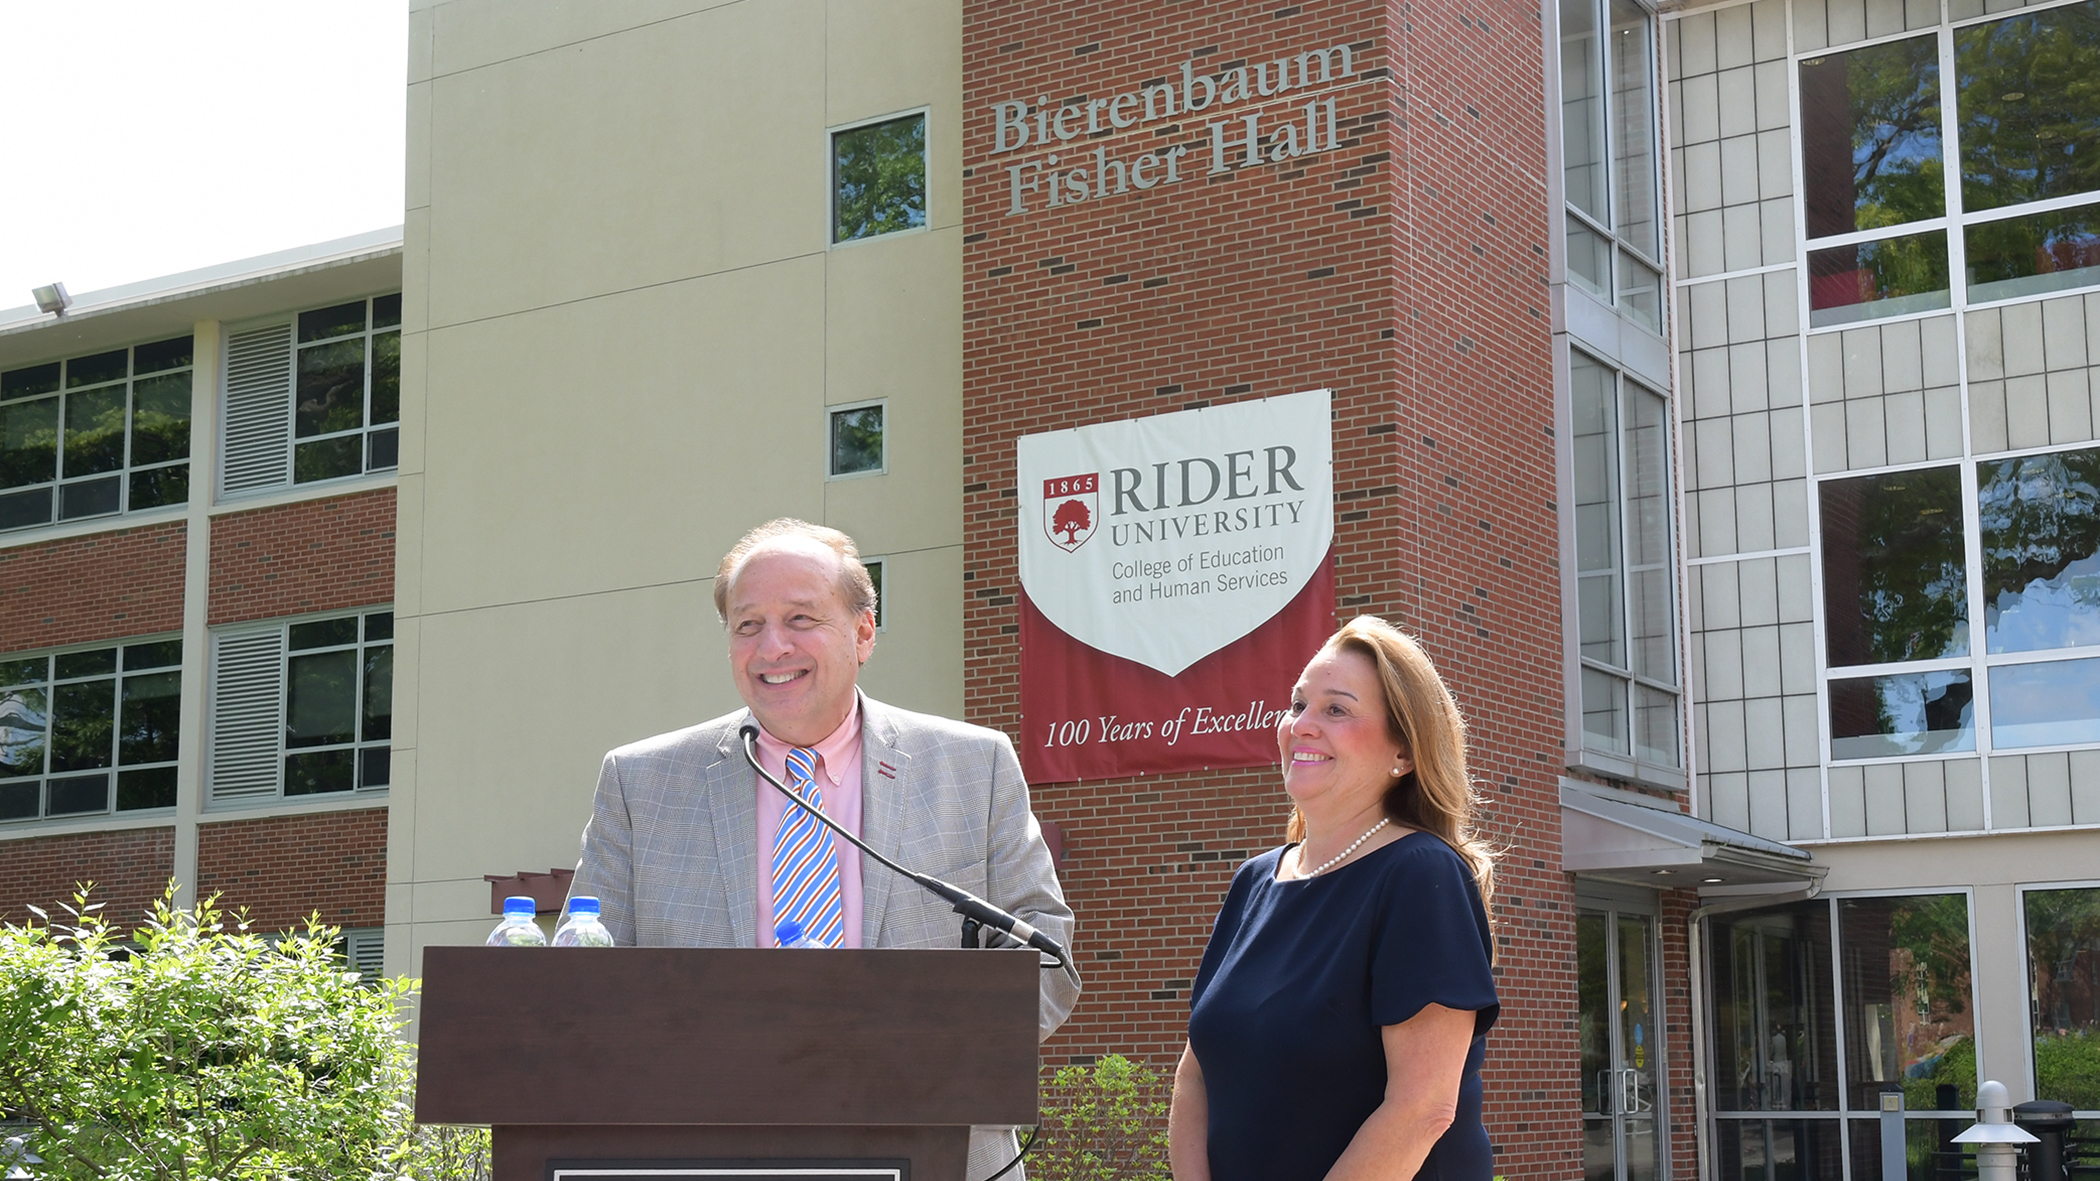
[
  {"left": 0, "top": 227, "right": 403, "bottom": 367},
  {"left": 1561, "top": 780, "right": 1826, "bottom": 899}
]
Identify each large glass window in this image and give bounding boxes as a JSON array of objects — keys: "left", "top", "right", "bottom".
[
  {"left": 0, "top": 336, "right": 192, "bottom": 531},
  {"left": 1573, "top": 351, "right": 1680, "bottom": 774},
  {"left": 1821, "top": 442, "right": 2100, "bottom": 760},
  {"left": 2024, "top": 886, "right": 2100, "bottom": 1111},
  {"left": 284, "top": 612, "right": 392, "bottom": 794},
  {"left": 1559, "top": 0, "right": 1663, "bottom": 334},
  {"left": 1709, "top": 895, "right": 1976, "bottom": 1181},
  {"left": 0, "top": 639, "right": 181, "bottom": 822},
  {"left": 1802, "top": 0, "right": 2100, "bottom": 324},
  {"left": 832, "top": 113, "right": 926, "bottom": 244},
  {"left": 294, "top": 296, "right": 400, "bottom": 483}
]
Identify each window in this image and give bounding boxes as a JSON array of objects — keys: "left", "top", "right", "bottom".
[
  {"left": 1821, "top": 442, "right": 2100, "bottom": 760},
  {"left": 828, "top": 401, "right": 885, "bottom": 477},
  {"left": 1707, "top": 894, "right": 1976, "bottom": 1181},
  {"left": 0, "top": 638, "right": 182, "bottom": 822},
  {"left": 1558, "top": 0, "right": 1664, "bottom": 333},
  {"left": 0, "top": 336, "right": 192, "bottom": 531},
  {"left": 222, "top": 295, "right": 399, "bottom": 496},
  {"left": 1801, "top": 0, "right": 2100, "bottom": 326},
  {"left": 864, "top": 557, "right": 885, "bottom": 630},
  {"left": 207, "top": 610, "right": 391, "bottom": 806},
  {"left": 339, "top": 926, "right": 384, "bottom": 984},
  {"left": 832, "top": 113, "right": 927, "bottom": 243},
  {"left": 1571, "top": 350, "right": 1681, "bottom": 777},
  {"left": 2024, "top": 886, "right": 2100, "bottom": 1112}
]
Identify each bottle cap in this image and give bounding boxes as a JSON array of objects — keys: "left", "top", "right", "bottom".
[
  {"left": 568, "top": 896, "right": 600, "bottom": 917},
  {"left": 503, "top": 896, "right": 537, "bottom": 918},
  {"left": 775, "top": 918, "right": 804, "bottom": 946}
]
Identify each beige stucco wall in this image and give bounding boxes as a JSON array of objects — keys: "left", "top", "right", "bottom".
[{"left": 389, "top": 0, "right": 965, "bottom": 973}]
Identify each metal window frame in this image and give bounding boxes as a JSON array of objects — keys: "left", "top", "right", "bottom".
[
  {"left": 1556, "top": 0, "right": 1672, "bottom": 331},
  {"left": 1814, "top": 436, "right": 2100, "bottom": 768},
  {"left": 825, "top": 397, "right": 889, "bottom": 480},
  {"left": 221, "top": 293, "right": 403, "bottom": 501},
  {"left": 1565, "top": 345, "right": 1690, "bottom": 791},
  {"left": 1701, "top": 887, "right": 1984, "bottom": 1181},
  {"left": 0, "top": 632, "right": 185, "bottom": 825},
  {"left": 861, "top": 555, "right": 887, "bottom": 632},
  {"left": 2013, "top": 878, "right": 2100, "bottom": 1118},
  {"left": 208, "top": 607, "right": 394, "bottom": 808},
  {"left": 288, "top": 295, "right": 403, "bottom": 485},
  {"left": 827, "top": 106, "right": 932, "bottom": 249},
  {"left": 1795, "top": 0, "right": 2100, "bottom": 335},
  {"left": 0, "top": 336, "right": 196, "bottom": 533},
  {"left": 1551, "top": 0, "right": 1691, "bottom": 793}
]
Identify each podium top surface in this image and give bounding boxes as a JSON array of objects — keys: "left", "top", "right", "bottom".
[{"left": 414, "top": 946, "right": 1040, "bottom": 1127}]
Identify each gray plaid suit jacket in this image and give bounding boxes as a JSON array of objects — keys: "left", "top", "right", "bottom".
[{"left": 570, "top": 691, "right": 1080, "bottom": 1178}]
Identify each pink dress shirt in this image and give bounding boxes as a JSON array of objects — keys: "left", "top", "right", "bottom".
[{"left": 752, "top": 707, "right": 864, "bottom": 948}]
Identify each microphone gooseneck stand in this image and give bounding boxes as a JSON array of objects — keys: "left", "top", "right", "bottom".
[
  {"left": 739, "top": 723, "right": 1066, "bottom": 1181},
  {"left": 738, "top": 723, "right": 1078, "bottom": 982}
]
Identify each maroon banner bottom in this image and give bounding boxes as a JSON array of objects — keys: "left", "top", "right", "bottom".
[{"left": 1018, "top": 556, "right": 1336, "bottom": 783}]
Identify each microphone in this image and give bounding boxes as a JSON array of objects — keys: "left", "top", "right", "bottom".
[{"left": 738, "top": 721, "right": 1076, "bottom": 976}]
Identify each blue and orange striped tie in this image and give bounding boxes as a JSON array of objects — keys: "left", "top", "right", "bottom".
[{"left": 771, "top": 747, "right": 844, "bottom": 948}]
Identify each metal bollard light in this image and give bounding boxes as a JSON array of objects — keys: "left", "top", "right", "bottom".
[{"left": 1953, "top": 1081, "right": 2040, "bottom": 1181}]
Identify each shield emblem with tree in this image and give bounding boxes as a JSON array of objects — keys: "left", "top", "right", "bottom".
[{"left": 1042, "top": 473, "right": 1099, "bottom": 553}]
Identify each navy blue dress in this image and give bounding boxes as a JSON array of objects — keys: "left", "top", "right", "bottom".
[{"left": 1188, "top": 832, "right": 1499, "bottom": 1181}]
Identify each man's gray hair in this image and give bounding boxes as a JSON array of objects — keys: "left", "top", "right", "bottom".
[{"left": 712, "top": 518, "right": 878, "bottom": 624}]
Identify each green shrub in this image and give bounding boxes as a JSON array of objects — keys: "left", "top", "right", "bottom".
[
  {"left": 2037, "top": 1029, "right": 2100, "bottom": 1110},
  {"left": 0, "top": 886, "right": 484, "bottom": 1181},
  {"left": 1031, "top": 1054, "right": 1171, "bottom": 1181}
]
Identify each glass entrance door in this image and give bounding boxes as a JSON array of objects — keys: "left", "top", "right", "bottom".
[{"left": 1582, "top": 907, "right": 1663, "bottom": 1181}]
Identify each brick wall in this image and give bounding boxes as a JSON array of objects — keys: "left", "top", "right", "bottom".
[
  {"left": 208, "top": 489, "right": 396, "bottom": 625},
  {"left": 195, "top": 807, "right": 387, "bottom": 932},
  {"left": 0, "top": 522, "right": 185, "bottom": 652},
  {"left": 962, "top": 1, "right": 1578, "bottom": 1177},
  {"left": 0, "top": 826, "right": 176, "bottom": 929}
]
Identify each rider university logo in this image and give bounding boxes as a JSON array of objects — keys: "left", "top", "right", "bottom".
[{"left": 1042, "top": 473, "right": 1098, "bottom": 553}]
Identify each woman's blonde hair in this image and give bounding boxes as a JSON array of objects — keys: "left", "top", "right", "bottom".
[{"left": 1286, "top": 615, "right": 1496, "bottom": 909}]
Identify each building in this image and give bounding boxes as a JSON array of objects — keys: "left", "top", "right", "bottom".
[
  {"left": 0, "top": 229, "right": 403, "bottom": 970},
  {"left": 4, "top": 1, "right": 2097, "bottom": 1179}
]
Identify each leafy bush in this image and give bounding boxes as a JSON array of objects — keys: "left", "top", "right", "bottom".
[
  {"left": 2037, "top": 1029, "right": 2100, "bottom": 1110},
  {"left": 1030, "top": 1054, "right": 1171, "bottom": 1181},
  {"left": 0, "top": 886, "right": 485, "bottom": 1181}
]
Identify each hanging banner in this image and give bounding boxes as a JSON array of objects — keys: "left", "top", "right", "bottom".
[{"left": 1016, "top": 389, "right": 1335, "bottom": 782}]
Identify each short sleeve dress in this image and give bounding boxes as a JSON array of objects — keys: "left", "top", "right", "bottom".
[{"left": 1187, "top": 831, "right": 1499, "bottom": 1181}]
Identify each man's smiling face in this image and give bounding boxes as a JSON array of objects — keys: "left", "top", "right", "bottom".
[{"left": 724, "top": 537, "right": 875, "bottom": 747}]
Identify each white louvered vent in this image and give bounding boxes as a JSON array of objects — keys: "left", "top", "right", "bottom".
[
  {"left": 222, "top": 323, "right": 293, "bottom": 494},
  {"left": 342, "top": 928, "right": 385, "bottom": 983},
  {"left": 207, "top": 627, "right": 285, "bottom": 805}
]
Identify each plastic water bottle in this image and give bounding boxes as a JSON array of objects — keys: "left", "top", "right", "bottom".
[
  {"left": 774, "top": 918, "right": 827, "bottom": 949},
  {"left": 485, "top": 896, "right": 547, "bottom": 946},
  {"left": 553, "top": 896, "right": 615, "bottom": 947}
]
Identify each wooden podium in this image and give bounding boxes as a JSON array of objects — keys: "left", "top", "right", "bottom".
[{"left": 415, "top": 946, "right": 1043, "bottom": 1181}]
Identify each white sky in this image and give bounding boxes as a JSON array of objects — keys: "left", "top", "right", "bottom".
[{"left": 0, "top": 1, "right": 407, "bottom": 310}]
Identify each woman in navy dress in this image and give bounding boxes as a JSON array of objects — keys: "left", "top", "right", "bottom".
[{"left": 1170, "top": 616, "right": 1499, "bottom": 1181}]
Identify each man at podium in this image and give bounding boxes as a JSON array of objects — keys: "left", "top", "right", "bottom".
[{"left": 571, "top": 517, "right": 1080, "bottom": 1177}]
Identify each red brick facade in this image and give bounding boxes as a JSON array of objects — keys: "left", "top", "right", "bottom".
[
  {"left": 208, "top": 488, "right": 396, "bottom": 625},
  {"left": 962, "top": 1, "right": 1582, "bottom": 1177},
  {"left": 0, "top": 521, "right": 185, "bottom": 651},
  {"left": 195, "top": 807, "right": 388, "bottom": 932},
  {"left": 0, "top": 826, "right": 176, "bottom": 930}
]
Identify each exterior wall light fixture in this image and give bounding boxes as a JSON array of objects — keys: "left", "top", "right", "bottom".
[{"left": 32, "top": 282, "right": 70, "bottom": 316}]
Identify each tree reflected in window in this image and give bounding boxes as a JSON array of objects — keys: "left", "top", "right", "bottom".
[
  {"left": 1980, "top": 445, "right": 2100, "bottom": 653},
  {"left": 1821, "top": 467, "right": 1970, "bottom": 666},
  {"left": 1957, "top": 0, "right": 2100, "bottom": 213}
]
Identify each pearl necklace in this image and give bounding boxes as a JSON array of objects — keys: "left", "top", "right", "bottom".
[{"left": 1295, "top": 817, "right": 1390, "bottom": 878}]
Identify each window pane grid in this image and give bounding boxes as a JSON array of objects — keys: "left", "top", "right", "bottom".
[
  {"left": 289, "top": 296, "right": 401, "bottom": 486},
  {"left": 1571, "top": 349, "right": 1681, "bottom": 772},
  {"left": 1823, "top": 439, "right": 2100, "bottom": 760},
  {"left": 0, "top": 337, "right": 193, "bottom": 530},
  {"left": 1559, "top": 0, "right": 1662, "bottom": 332},
  {"left": 280, "top": 610, "right": 393, "bottom": 797},
  {"left": 1798, "top": 1, "right": 2100, "bottom": 323},
  {"left": 0, "top": 638, "right": 182, "bottom": 822}
]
